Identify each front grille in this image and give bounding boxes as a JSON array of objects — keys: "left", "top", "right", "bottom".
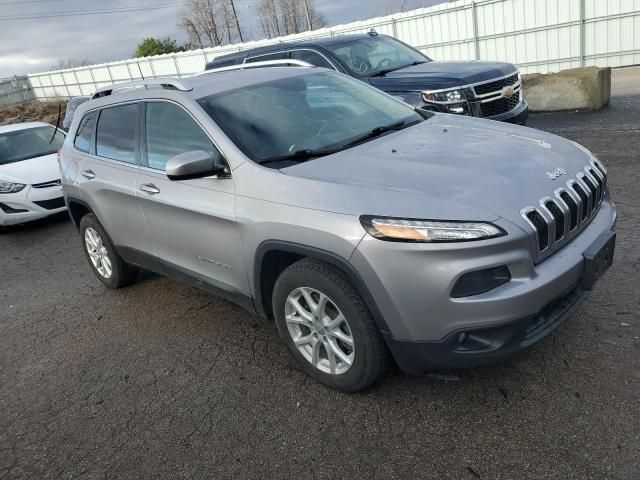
[
  {"left": 473, "top": 73, "right": 519, "bottom": 96},
  {"left": 33, "top": 197, "right": 66, "bottom": 210},
  {"left": 526, "top": 210, "right": 549, "bottom": 251},
  {"left": 521, "top": 161, "right": 607, "bottom": 261},
  {"left": 559, "top": 191, "right": 578, "bottom": 230},
  {"left": 32, "top": 179, "right": 61, "bottom": 188},
  {"left": 571, "top": 182, "right": 589, "bottom": 219},
  {"left": 545, "top": 200, "right": 565, "bottom": 240},
  {"left": 480, "top": 92, "right": 521, "bottom": 117}
]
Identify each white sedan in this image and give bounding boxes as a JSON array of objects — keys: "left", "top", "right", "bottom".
[{"left": 0, "top": 122, "right": 66, "bottom": 228}]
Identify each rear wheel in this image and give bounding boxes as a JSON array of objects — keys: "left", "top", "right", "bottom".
[
  {"left": 79, "top": 214, "right": 137, "bottom": 288},
  {"left": 273, "top": 258, "right": 389, "bottom": 392}
]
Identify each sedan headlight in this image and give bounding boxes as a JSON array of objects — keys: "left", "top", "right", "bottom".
[
  {"left": 422, "top": 89, "right": 466, "bottom": 104},
  {"left": 0, "top": 180, "right": 26, "bottom": 194},
  {"left": 361, "top": 216, "right": 505, "bottom": 242}
]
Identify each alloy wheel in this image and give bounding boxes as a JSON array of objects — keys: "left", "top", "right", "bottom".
[
  {"left": 84, "top": 227, "right": 112, "bottom": 279},
  {"left": 284, "top": 287, "right": 355, "bottom": 375}
]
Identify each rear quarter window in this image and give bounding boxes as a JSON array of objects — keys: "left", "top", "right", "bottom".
[{"left": 73, "top": 111, "right": 97, "bottom": 153}]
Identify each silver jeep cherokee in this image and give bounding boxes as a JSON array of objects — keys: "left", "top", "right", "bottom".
[{"left": 60, "top": 61, "right": 616, "bottom": 392}]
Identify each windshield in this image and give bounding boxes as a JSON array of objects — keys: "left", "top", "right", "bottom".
[
  {"left": 197, "top": 71, "right": 422, "bottom": 164},
  {"left": 0, "top": 126, "right": 65, "bottom": 165},
  {"left": 326, "top": 36, "right": 430, "bottom": 77}
]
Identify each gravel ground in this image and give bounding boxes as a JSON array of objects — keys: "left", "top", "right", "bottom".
[{"left": 1, "top": 95, "right": 639, "bottom": 479}]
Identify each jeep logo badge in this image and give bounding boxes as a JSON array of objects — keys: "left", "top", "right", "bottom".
[{"left": 546, "top": 167, "right": 567, "bottom": 180}]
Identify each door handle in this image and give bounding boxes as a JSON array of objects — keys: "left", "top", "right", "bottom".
[
  {"left": 139, "top": 183, "right": 160, "bottom": 195},
  {"left": 81, "top": 169, "right": 95, "bottom": 179}
]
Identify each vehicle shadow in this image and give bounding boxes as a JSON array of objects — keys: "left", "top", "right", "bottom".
[{"left": 0, "top": 211, "right": 71, "bottom": 235}]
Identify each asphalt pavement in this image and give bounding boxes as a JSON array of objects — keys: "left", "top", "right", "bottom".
[{"left": 1, "top": 89, "right": 639, "bottom": 479}]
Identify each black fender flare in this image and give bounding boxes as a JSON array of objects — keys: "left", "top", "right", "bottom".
[{"left": 253, "top": 240, "right": 390, "bottom": 333}]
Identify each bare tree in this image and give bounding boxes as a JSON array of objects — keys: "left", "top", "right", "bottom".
[
  {"left": 178, "top": 0, "right": 244, "bottom": 48},
  {"left": 258, "top": 0, "right": 326, "bottom": 38}
]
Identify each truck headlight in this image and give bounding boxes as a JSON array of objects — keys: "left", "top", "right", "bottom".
[
  {"left": 360, "top": 216, "right": 505, "bottom": 242},
  {"left": 422, "top": 89, "right": 466, "bottom": 104},
  {"left": 0, "top": 180, "right": 26, "bottom": 194}
]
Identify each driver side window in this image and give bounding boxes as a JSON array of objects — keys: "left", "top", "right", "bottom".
[{"left": 144, "top": 102, "right": 218, "bottom": 171}]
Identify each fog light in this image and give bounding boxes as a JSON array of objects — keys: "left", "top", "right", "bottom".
[{"left": 451, "top": 266, "right": 511, "bottom": 298}]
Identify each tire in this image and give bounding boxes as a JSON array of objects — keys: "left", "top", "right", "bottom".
[
  {"left": 273, "top": 258, "right": 389, "bottom": 392},
  {"left": 79, "top": 213, "right": 138, "bottom": 288}
]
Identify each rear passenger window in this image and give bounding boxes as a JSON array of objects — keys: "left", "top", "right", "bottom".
[
  {"left": 96, "top": 104, "right": 138, "bottom": 163},
  {"left": 246, "top": 51, "right": 290, "bottom": 63},
  {"left": 74, "top": 111, "right": 96, "bottom": 153},
  {"left": 291, "top": 50, "right": 334, "bottom": 69},
  {"left": 145, "top": 102, "right": 217, "bottom": 170}
]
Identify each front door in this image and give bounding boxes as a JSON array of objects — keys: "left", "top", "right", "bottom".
[{"left": 135, "top": 100, "right": 249, "bottom": 297}]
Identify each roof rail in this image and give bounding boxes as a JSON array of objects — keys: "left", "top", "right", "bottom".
[
  {"left": 91, "top": 78, "right": 192, "bottom": 99},
  {"left": 195, "top": 59, "right": 314, "bottom": 76}
]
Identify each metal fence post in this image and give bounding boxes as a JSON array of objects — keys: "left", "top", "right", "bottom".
[
  {"left": 391, "top": 17, "right": 398, "bottom": 37},
  {"left": 87, "top": 67, "right": 98, "bottom": 93},
  {"left": 471, "top": 1, "right": 480, "bottom": 60},
  {"left": 172, "top": 55, "right": 181, "bottom": 78},
  {"left": 579, "top": 0, "right": 586, "bottom": 66},
  {"left": 72, "top": 69, "right": 81, "bottom": 96}
]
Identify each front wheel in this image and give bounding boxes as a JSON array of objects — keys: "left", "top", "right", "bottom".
[{"left": 273, "top": 258, "right": 389, "bottom": 392}]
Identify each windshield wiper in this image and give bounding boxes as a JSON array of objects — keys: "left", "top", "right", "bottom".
[
  {"left": 258, "top": 120, "right": 418, "bottom": 165},
  {"left": 370, "top": 61, "right": 428, "bottom": 77},
  {"left": 338, "top": 119, "right": 416, "bottom": 149},
  {"left": 258, "top": 147, "right": 341, "bottom": 166}
]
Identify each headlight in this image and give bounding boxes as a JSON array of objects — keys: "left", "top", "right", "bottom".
[
  {"left": 0, "top": 180, "right": 26, "bottom": 194},
  {"left": 422, "top": 89, "right": 466, "bottom": 104},
  {"left": 361, "top": 216, "right": 505, "bottom": 242}
]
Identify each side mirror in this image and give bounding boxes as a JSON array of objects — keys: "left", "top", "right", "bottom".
[{"left": 165, "top": 150, "right": 229, "bottom": 181}]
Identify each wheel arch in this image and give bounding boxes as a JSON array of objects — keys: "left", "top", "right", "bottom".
[
  {"left": 66, "top": 196, "right": 93, "bottom": 229},
  {"left": 253, "top": 240, "right": 390, "bottom": 333}
]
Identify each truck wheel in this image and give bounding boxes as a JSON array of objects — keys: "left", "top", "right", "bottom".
[
  {"left": 273, "top": 258, "right": 389, "bottom": 392},
  {"left": 79, "top": 214, "right": 138, "bottom": 289}
]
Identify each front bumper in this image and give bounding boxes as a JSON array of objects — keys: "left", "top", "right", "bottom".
[
  {"left": 0, "top": 184, "right": 66, "bottom": 226},
  {"left": 350, "top": 199, "right": 616, "bottom": 372},
  {"left": 384, "top": 284, "right": 589, "bottom": 373}
]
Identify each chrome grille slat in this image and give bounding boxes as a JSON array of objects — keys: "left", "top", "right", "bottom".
[
  {"left": 32, "top": 179, "right": 61, "bottom": 188},
  {"left": 521, "top": 164, "right": 607, "bottom": 261}
]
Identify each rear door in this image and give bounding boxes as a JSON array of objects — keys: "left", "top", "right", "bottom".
[
  {"left": 135, "top": 100, "right": 249, "bottom": 296},
  {"left": 76, "top": 102, "right": 152, "bottom": 261}
]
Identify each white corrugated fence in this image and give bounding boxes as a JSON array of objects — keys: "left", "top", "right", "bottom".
[{"left": 25, "top": 0, "right": 640, "bottom": 100}]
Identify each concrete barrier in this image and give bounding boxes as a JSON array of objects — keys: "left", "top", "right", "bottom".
[{"left": 522, "top": 67, "right": 611, "bottom": 112}]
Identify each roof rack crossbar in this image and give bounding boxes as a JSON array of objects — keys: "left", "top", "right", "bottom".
[
  {"left": 195, "top": 59, "right": 314, "bottom": 76},
  {"left": 91, "top": 78, "right": 192, "bottom": 99}
]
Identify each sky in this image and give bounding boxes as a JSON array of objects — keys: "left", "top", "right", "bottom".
[{"left": 0, "top": 0, "right": 446, "bottom": 78}]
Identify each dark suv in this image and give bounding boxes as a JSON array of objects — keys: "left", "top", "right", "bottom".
[{"left": 205, "top": 32, "right": 529, "bottom": 124}]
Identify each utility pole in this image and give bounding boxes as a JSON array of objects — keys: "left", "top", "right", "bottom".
[
  {"left": 303, "top": 0, "right": 312, "bottom": 31},
  {"left": 229, "top": 0, "right": 244, "bottom": 42}
]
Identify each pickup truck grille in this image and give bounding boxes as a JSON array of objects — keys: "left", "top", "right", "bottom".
[
  {"left": 469, "top": 71, "right": 522, "bottom": 118},
  {"left": 480, "top": 92, "right": 520, "bottom": 117},
  {"left": 473, "top": 73, "right": 519, "bottom": 96},
  {"left": 521, "top": 161, "right": 607, "bottom": 261}
]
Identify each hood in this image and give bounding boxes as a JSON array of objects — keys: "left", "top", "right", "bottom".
[
  {"left": 0, "top": 153, "right": 61, "bottom": 185},
  {"left": 369, "top": 61, "right": 517, "bottom": 92},
  {"left": 282, "top": 114, "right": 594, "bottom": 231}
]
